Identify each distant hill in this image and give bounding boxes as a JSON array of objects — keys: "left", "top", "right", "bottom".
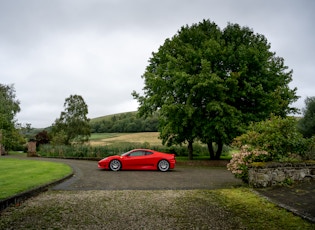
[
  {"left": 89, "top": 111, "right": 159, "bottom": 133},
  {"left": 25, "top": 111, "right": 158, "bottom": 135},
  {"left": 90, "top": 111, "right": 137, "bottom": 124}
]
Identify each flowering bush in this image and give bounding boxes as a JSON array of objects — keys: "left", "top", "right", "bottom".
[
  {"left": 233, "top": 115, "right": 309, "bottom": 160},
  {"left": 227, "top": 145, "right": 269, "bottom": 183}
]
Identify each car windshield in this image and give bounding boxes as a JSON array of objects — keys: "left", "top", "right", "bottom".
[{"left": 121, "top": 150, "right": 133, "bottom": 157}]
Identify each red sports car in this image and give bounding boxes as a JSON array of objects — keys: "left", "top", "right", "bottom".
[{"left": 98, "top": 149, "right": 176, "bottom": 172}]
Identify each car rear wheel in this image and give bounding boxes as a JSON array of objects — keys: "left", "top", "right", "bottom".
[
  {"left": 109, "top": 160, "right": 121, "bottom": 171},
  {"left": 158, "top": 160, "right": 170, "bottom": 172}
]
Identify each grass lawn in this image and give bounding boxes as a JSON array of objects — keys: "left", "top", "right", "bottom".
[
  {"left": 211, "top": 188, "right": 313, "bottom": 229},
  {"left": 0, "top": 158, "right": 72, "bottom": 200}
]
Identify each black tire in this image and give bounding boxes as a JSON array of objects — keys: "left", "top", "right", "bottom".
[
  {"left": 158, "top": 160, "right": 170, "bottom": 172},
  {"left": 109, "top": 159, "right": 121, "bottom": 171}
]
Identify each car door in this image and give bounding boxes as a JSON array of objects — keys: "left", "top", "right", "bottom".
[
  {"left": 143, "top": 151, "right": 156, "bottom": 168},
  {"left": 122, "top": 150, "right": 146, "bottom": 169}
]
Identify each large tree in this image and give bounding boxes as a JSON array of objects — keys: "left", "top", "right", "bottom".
[
  {"left": 133, "top": 20, "right": 298, "bottom": 159},
  {"left": 0, "top": 84, "right": 21, "bottom": 154},
  {"left": 298, "top": 97, "right": 315, "bottom": 138},
  {"left": 52, "top": 95, "right": 90, "bottom": 145}
]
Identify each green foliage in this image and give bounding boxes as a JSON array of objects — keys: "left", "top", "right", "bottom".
[
  {"left": 39, "top": 144, "right": 114, "bottom": 158},
  {"left": 0, "top": 84, "right": 20, "bottom": 129},
  {"left": 229, "top": 116, "right": 313, "bottom": 182},
  {"left": 2, "top": 128, "right": 25, "bottom": 151},
  {"left": 0, "top": 84, "right": 22, "bottom": 152},
  {"left": 133, "top": 19, "right": 298, "bottom": 160},
  {"left": 303, "top": 137, "right": 315, "bottom": 160},
  {"left": 39, "top": 143, "right": 142, "bottom": 158},
  {"left": 233, "top": 115, "right": 309, "bottom": 160},
  {"left": 298, "top": 96, "right": 315, "bottom": 138},
  {"left": 38, "top": 142, "right": 215, "bottom": 159},
  {"left": 90, "top": 112, "right": 158, "bottom": 133},
  {"left": 16, "top": 123, "right": 35, "bottom": 141},
  {"left": 50, "top": 130, "right": 67, "bottom": 145},
  {"left": 281, "top": 178, "right": 294, "bottom": 186},
  {"left": 51, "top": 95, "right": 90, "bottom": 145}
]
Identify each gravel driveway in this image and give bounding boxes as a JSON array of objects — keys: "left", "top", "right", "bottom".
[
  {"left": 45, "top": 158, "right": 243, "bottom": 190},
  {"left": 1, "top": 157, "right": 248, "bottom": 229}
]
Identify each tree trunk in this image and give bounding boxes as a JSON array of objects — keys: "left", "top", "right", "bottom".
[
  {"left": 214, "top": 139, "right": 223, "bottom": 160},
  {"left": 207, "top": 141, "right": 215, "bottom": 159},
  {"left": 0, "top": 131, "right": 5, "bottom": 155},
  {"left": 187, "top": 140, "right": 193, "bottom": 160},
  {"left": 207, "top": 139, "right": 223, "bottom": 160}
]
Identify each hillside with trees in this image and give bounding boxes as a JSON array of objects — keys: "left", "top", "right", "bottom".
[{"left": 90, "top": 112, "right": 159, "bottom": 133}]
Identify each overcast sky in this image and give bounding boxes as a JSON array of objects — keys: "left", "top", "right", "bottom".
[{"left": 1, "top": 0, "right": 314, "bottom": 128}]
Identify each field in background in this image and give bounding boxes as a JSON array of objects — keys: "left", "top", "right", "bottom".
[{"left": 89, "top": 132, "right": 162, "bottom": 146}]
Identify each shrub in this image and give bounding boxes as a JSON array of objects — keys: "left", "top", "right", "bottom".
[
  {"left": 228, "top": 116, "right": 314, "bottom": 182},
  {"left": 233, "top": 115, "right": 309, "bottom": 160},
  {"left": 38, "top": 141, "right": 223, "bottom": 159},
  {"left": 303, "top": 137, "right": 315, "bottom": 160},
  {"left": 38, "top": 142, "right": 194, "bottom": 159},
  {"left": 227, "top": 145, "right": 269, "bottom": 183}
]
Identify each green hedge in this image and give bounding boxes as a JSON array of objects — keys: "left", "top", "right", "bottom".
[{"left": 38, "top": 142, "right": 222, "bottom": 159}]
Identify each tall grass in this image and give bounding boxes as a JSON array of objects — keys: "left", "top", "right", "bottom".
[
  {"left": 38, "top": 132, "right": 234, "bottom": 160},
  {"left": 38, "top": 142, "right": 233, "bottom": 160},
  {"left": 38, "top": 143, "right": 187, "bottom": 159}
]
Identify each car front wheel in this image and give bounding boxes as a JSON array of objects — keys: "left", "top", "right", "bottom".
[
  {"left": 109, "top": 160, "right": 121, "bottom": 171},
  {"left": 158, "top": 160, "right": 170, "bottom": 172}
]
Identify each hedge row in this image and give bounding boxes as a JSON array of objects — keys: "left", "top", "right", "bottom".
[{"left": 38, "top": 142, "right": 215, "bottom": 159}]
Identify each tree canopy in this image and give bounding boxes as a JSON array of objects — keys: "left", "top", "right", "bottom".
[
  {"left": 298, "top": 96, "right": 315, "bottom": 138},
  {"left": 51, "top": 95, "right": 90, "bottom": 145},
  {"left": 0, "top": 84, "right": 21, "bottom": 153},
  {"left": 133, "top": 20, "right": 298, "bottom": 160}
]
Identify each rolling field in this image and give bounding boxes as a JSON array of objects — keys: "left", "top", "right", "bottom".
[{"left": 89, "top": 132, "right": 162, "bottom": 146}]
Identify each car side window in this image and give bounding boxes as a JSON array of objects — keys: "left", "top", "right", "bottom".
[
  {"left": 145, "top": 151, "right": 153, "bottom": 155},
  {"left": 129, "top": 151, "right": 145, "bottom": 157}
]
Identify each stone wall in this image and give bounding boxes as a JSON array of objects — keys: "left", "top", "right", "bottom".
[{"left": 248, "top": 162, "right": 315, "bottom": 188}]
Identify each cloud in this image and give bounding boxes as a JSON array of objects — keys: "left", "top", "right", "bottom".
[{"left": 0, "top": 0, "right": 314, "bottom": 127}]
